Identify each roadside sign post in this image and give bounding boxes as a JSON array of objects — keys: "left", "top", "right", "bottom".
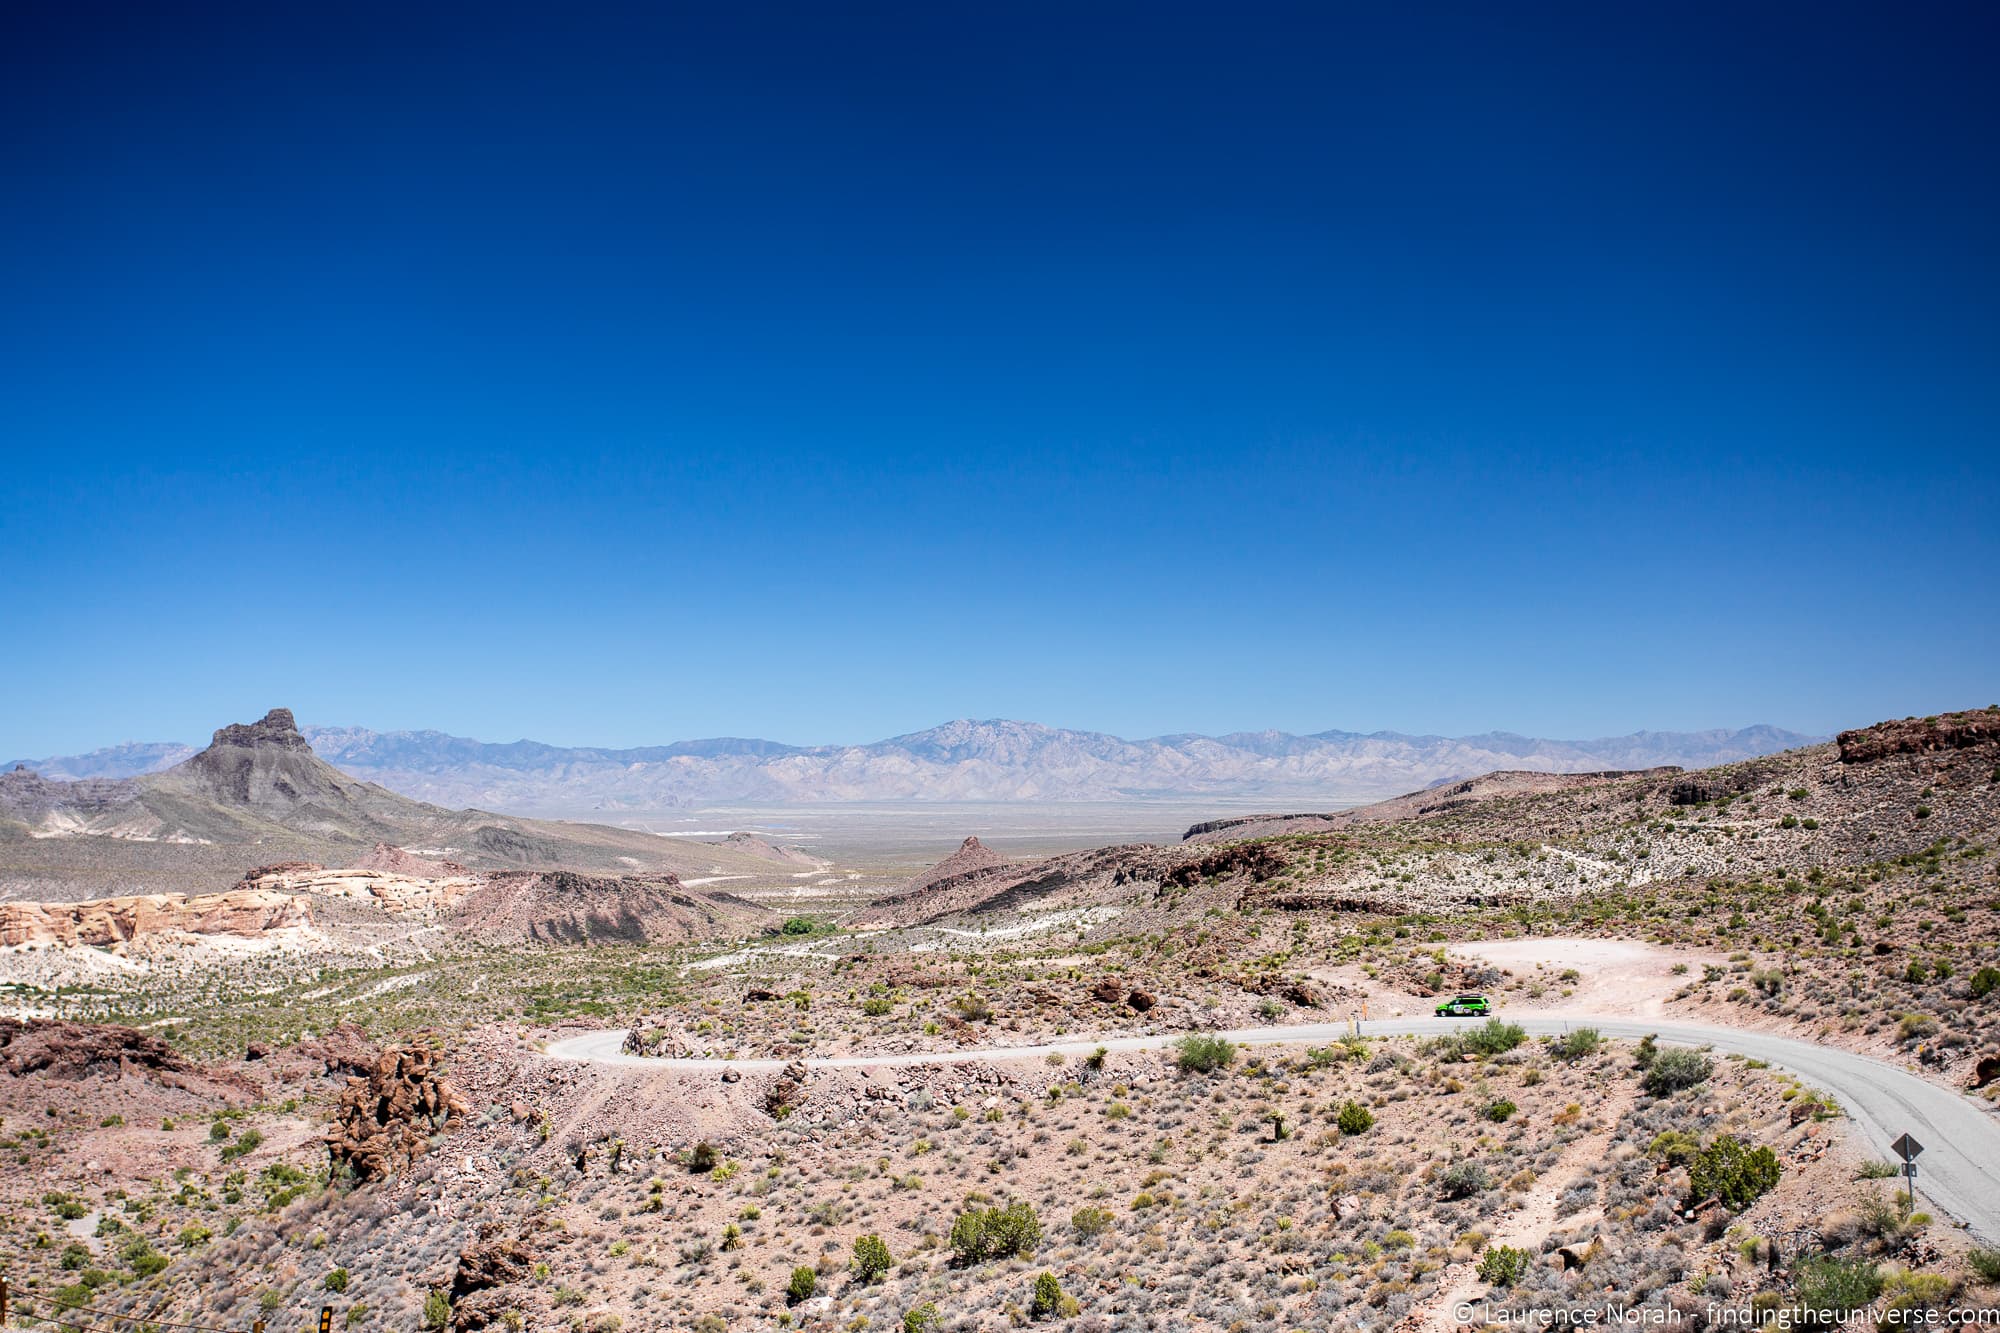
[
  {"left": 1891, "top": 1133, "right": 1925, "bottom": 1212},
  {"left": 320, "top": 1306, "right": 335, "bottom": 1333}
]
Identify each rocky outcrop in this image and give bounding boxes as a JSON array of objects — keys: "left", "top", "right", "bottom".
[
  {"left": 0, "top": 889, "right": 311, "bottom": 948},
  {"left": 236, "top": 862, "right": 477, "bottom": 917},
  {"left": 297, "top": 1021, "right": 381, "bottom": 1078},
  {"left": 351, "top": 841, "right": 464, "bottom": 876},
  {"left": 447, "top": 869, "right": 773, "bottom": 946},
  {"left": 449, "top": 1228, "right": 538, "bottom": 1331},
  {"left": 763, "top": 1061, "right": 809, "bottom": 1120},
  {"left": 325, "top": 1045, "right": 469, "bottom": 1181},
  {"left": 0, "top": 1018, "right": 195, "bottom": 1079},
  {"left": 1160, "top": 843, "right": 1287, "bottom": 888},
  {"left": 0, "top": 1019, "right": 259, "bottom": 1100},
  {"left": 1838, "top": 709, "right": 2000, "bottom": 764}
]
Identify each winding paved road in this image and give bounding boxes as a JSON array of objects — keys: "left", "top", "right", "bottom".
[{"left": 547, "top": 1015, "right": 2000, "bottom": 1243}]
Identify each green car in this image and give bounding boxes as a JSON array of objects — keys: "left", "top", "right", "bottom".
[{"left": 1435, "top": 995, "right": 1491, "bottom": 1018}]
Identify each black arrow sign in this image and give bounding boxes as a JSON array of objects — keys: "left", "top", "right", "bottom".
[{"left": 1891, "top": 1133, "right": 1924, "bottom": 1162}]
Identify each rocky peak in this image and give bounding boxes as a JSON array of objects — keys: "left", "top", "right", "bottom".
[
  {"left": 170, "top": 706, "right": 356, "bottom": 806},
  {"left": 904, "top": 833, "right": 1011, "bottom": 894},
  {"left": 207, "top": 707, "right": 311, "bottom": 752}
]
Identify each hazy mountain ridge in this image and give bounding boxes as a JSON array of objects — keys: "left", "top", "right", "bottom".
[{"left": 10, "top": 718, "right": 1823, "bottom": 812}]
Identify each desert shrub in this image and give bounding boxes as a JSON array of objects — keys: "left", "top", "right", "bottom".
[
  {"left": 689, "top": 1141, "right": 719, "bottom": 1172},
  {"left": 1648, "top": 1130, "right": 1702, "bottom": 1168},
  {"left": 781, "top": 917, "right": 815, "bottom": 935},
  {"left": 1070, "top": 1206, "right": 1114, "bottom": 1240},
  {"left": 1885, "top": 1270, "right": 1954, "bottom": 1312},
  {"left": 851, "top": 1233, "right": 892, "bottom": 1283},
  {"left": 1175, "top": 1033, "right": 1237, "bottom": 1074},
  {"left": 1463, "top": 1019, "right": 1527, "bottom": 1056},
  {"left": 219, "top": 1129, "right": 263, "bottom": 1162},
  {"left": 1795, "top": 1256, "right": 1883, "bottom": 1319},
  {"left": 1029, "top": 1271, "right": 1078, "bottom": 1320},
  {"left": 1634, "top": 1034, "right": 1659, "bottom": 1068},
  {"left": 787, "top": 1267, "right": 818, "bottom": 1304},
  {"left": 1971, "top": 967, "right": 2000, "bottom": 1000},
  {"left": 421, "top": 1289, "right": 451, "bottom": 1330},
  {"left": 903, "top": 1304, "right": 943, "bottom": 1333},
  {"left": 1478, "top": 1245, "right": 1531, "bottom": 1288},
  {"left": 1336, "top": 1099, "right": 1375, "bottom": 1135},
  {"left": 1966, "top": 1248, "right": 2000, "bottom": 1284},
  {"left": 1642, "top": 1048, "right": 1712, "bottom": 1095},
  {"left": 1438, "top": 1162, "right": 1492, "bottom": 1199},
  {"left": 1688, "top": 1136, "right": 1781, "bottom": 1209},
  {"left": 1551, "top": 1028, "right": 1601, "bottom": 1061},
  {"left": 1484, "top": 1099, "right": 1516, "bottom": 1123},
  {"left": 950, "top": 1202, "right": 1042, "bottom": 1264},
  {"left": 862, "top": 998, "right": 893, "bottom": 1017}
]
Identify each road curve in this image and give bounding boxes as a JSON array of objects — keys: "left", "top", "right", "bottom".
[{"left": 546, "top": 1015, "right": 2000, "bottom": 1243}]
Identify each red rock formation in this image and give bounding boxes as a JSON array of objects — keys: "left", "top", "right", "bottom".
[
  {"left": 325, "top": 1045, "right": 469, "bottom": 1180},
  {"left": 0, "top": 889, "right": 311, "bottom": 948}
]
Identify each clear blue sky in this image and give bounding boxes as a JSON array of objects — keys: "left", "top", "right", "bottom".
[{"left": 3, "top": 2, "right": 1995, "bottom": 756}]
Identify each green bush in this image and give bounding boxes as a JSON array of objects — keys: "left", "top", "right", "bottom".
[
  {"left": 903, "top": 1304, "right": 942, "bottom": 1333},
  {"left": 689, "top": 1141, "right": 719, "bottom": 1172},
  {"left": 949, "top": 1201, "right": 1042, "bottom": 1264},
  {"left": 1648, "top": 1129, "right": 1702, "bottom": 1168},
  {"left": 1795, "top": 1256, "right": 1883, "bottom": 1318},
  {"left": 861, "top": 997, "right": 893, "bottom": 1017},
  {"left": 1971, "top": 967, "right": 2000, "bottom": 1000},
  {"left": 1070, "top": 1206, "right": 1114, "bottom": 1240},
  {"left": 1484, "top": 1099, "right": 1516, "bottom": 1123},
  {"left": 1688, "top": 1135, "right": 1781, "bottom": 1209},
  {"left": 1028, "top": 1271, "right": 1077, "bottom": 1320},
  {"left": 1551, "top": 1028, "right": 1601, "bottom": 1061},
  {"left": 1477, "top": 1245, "right": 1531, "bottom": 1288},
  {"left": 1174, "top": 1033, "right": 1237, "bottom": 1074},
  {"left": 1437, "top": 1161, "right": 1491, "bottom": 1199},
  {"left": 787, "top": 1266, "right": 818, "bottom": 1304},
  {"left": 324, "top": 1268, "right": 350, "bottom": 1293},
  {"left": 219, "top": 1128, "right": 263, "bottom": 1162},
  {"left": 1335, "top": 1100, "right": 1374, "bottom": 1135},
  {"left": 1966, "top": 1248, "right": 2000, "bottom": 1284},
  {"left": 1634, "top": 1034, "right": 1659, "bottom": 1068},
  {"left": 1462, "top": 1018, "right": 1528, "bottom": 1055},
  {"left": 421, "top": 1289, "right": 452, "bottom": 1331},
  {"left": 850, "top": 1233, "right": 893, "bottom": 1283},
  {"left": 782, "top": 917, "right": 816, "bottom": 935},
  {"left": 1642, "top": 1048, "right": 1713, "bottom": 1095}
]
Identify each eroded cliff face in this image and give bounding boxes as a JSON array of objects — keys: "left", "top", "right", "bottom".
[{"left": 0, "top": 888, "right": 312, "bottom": 947}]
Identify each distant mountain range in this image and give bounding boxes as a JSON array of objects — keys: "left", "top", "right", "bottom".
[
  {"left": 9, "top": 717, "right": 1826, "bottom": 813},
  {"left": 0, "top": 709, "right": 804, "bottom": 897}
]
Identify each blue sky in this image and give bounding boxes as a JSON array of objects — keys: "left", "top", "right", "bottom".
[{"left": 3, "top": 2, "right": 1996, "bottom": 756}]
